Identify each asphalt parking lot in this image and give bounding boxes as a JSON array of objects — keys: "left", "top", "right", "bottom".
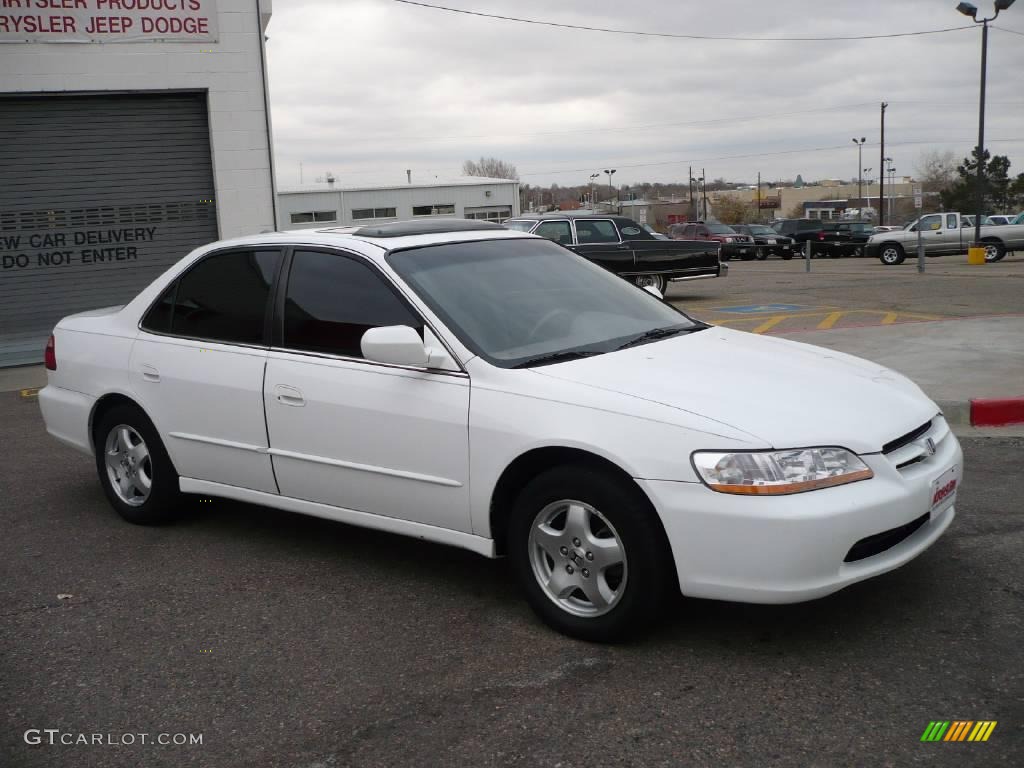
[
  {"left": 666, "top": 250, "right": 1024, "bottom": 330},
  {"left": 2, "top": 391, "right": 1023, "bottom": 766}
]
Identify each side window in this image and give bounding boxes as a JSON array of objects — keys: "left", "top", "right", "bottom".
[
  {"left": 575, "top": 220, "right": 620, "bottom": 244},
  {"left": 282, "top": 250, "right": 422, "bottom": 358},
  {"left": 946, "top": 214, "right": 958, "bottom": 229},
  {"left": 919, "top": 214, "right": 941, "bottom": 231},
  {"left": 146, "top": 250, "right": 280, "bottom": 344},
  {"left": 534, "top": 221, "right": 572, "bottom": 245}
]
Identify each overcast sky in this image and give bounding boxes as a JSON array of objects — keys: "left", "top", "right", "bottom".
[{"left": 265, "top": 0, "right": 1024, "bottom": 189}]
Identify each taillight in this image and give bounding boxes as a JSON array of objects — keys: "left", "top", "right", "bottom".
[
  {"left": 817, "top": 232, "right": 825, "bottom": 240},
  {"left": 44, "top": 334, "right": 56, "bottom": 371}
]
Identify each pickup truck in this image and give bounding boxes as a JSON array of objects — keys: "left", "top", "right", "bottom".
[
  {"left": 865, "top": 212, "right": 1024, "bottom": 265},
  {"left": 503, "top": 213, "right": 723, "bottom": 293}
]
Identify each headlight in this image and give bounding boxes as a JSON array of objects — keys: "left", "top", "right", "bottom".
[{"left": 692, "top": 448, "right": 873, "bottom": 495}]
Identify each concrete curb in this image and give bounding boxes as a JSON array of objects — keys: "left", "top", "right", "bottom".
[{"left": 938, "top": 399, "right": 1024, "bottom": 427}]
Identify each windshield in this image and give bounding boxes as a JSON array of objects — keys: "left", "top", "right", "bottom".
[
  {"left": 706, "top": 224, "right": 737, "bottom": 234},
  {"left": 503, "top": 219, "right": 537, "bottom": 232},
  {"left": 747, "top": 225, "right": 775, "bottom": 235},
  {"left": 387, "top": 238, "right": 700, "bottom": 368}
]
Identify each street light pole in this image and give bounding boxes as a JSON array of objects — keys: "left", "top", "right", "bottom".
[
  {"left": 604, "top": 169, "right": 617, "bottom": 206},
  {"left": 852, "top": 137, "right": 865, "bottom": 210},
  {"left": 589, "top": 173, "right": 599, "bottom": 210},
  {"left": 956, "top": 0, "right": 1015, "bottom": 247}
]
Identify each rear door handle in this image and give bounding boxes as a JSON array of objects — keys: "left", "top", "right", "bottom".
[
  {"left": 140, "top": 364, "right": 160, "bottom": 383},
  {"left": 274, "top": 384, "right": 305, "bottom": 407}
]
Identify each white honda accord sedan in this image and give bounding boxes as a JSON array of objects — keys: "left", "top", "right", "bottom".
[{"left": 39, "top": 220, "right": 961, "bottom": 641}]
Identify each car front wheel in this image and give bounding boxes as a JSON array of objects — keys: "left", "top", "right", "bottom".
[
  {"left": 879, "top": 244, "right": 905, "bottom": 265},
  {"left": 508, "top": 465, "right": 673, "bottom": 641},
  {"left": 94, "top": 404, "right": 182, "bottom": 524}
]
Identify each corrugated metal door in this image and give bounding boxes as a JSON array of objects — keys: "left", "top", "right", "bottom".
[{"left": 0, "top": 92, "right": 218, "bottom": 367}]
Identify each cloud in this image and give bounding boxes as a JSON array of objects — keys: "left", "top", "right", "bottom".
[{"left": 266, "top": 0, "right": 1024, "bottom": 187}]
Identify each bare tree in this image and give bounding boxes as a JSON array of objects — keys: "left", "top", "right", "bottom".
[
  {"left": 462, "top": 157, "right": 519, "bottom": 180},
  {"left": 915, "top": 149, "right": 958, "bottom": 194}
]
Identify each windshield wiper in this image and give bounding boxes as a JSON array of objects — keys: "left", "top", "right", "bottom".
[
  {"left": 616, "top": 324, "right": 706, "bottom": 351},
  {"left": 512, "top": 350, "right": 601, "bottom": 369}
]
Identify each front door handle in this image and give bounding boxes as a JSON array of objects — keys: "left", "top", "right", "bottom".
[{"left": 274, "top": 385, "right": 305, "bottom": 407}]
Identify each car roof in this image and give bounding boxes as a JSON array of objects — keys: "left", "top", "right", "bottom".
[
  {"left": 187, "top": 220, "right": 534, "bottom": 261},
  {"left": 508, "top": 212, "right": 638, "bottom": 224}
]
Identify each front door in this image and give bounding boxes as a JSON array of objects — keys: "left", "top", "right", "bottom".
[
  {"left": 130, "top": 248, "right": 282, "bottom": 494},
  {"left": 263, "top": 248, "right": 472, "bottom": 531}
]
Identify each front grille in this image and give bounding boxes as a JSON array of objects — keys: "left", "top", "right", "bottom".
[
  {"left": 844, "top": 512, "right": 930, "bottom": 563},
  {"left": 883, "top": 420, "right": 932, "bottom": 455}
]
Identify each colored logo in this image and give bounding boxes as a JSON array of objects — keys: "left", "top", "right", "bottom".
[{"left": 921, "top": 721, "right": 997, "bottom": 742}]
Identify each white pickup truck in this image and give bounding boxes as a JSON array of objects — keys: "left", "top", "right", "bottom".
[{"left": 866, "top": 212, "right": 1024, "bottom": 265}]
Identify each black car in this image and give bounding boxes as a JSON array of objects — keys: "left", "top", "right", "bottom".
[
  {"left": 771, "top": 218, "right": 829, "bottom": 256},
  {"left": 503, "top": 213, "right": 723, "bottom": 294},
  {"left": 821, "top": 221, "right": 875, "bottom": 257},
  {"left": 732, "top": 224, "right": 795, "bottom": 260}
]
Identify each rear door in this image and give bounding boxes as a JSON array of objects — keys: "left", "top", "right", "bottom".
[
  {"left": 621, "top": 220, "right": 717, "bottom": 277},
  {"left": 131, "top": 248, "right": 282, "bottom": 493},
  {"left": 263, "top": 248, "right": 471, "bottom": 531},
  {"left": 570, "top": 219, "right": 635, "bottom": 273}
]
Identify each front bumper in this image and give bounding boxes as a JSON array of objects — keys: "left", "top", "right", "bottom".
[
  {"left": 719, "top": 242, "right": 754, "bottom": 259},
  {"left": 639, "top": 423, "right": 962, "bottom": 603}
]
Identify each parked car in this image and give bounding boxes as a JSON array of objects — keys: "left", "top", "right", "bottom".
[
  {"left": 504, "top": 213, "right": 722, "bottom": 293},
  {"left": 38, "top": 218, "right": 962, "bottom": 641},
  {"left": 961, "top": 215, "right": 996, "bottom": 228},
  {"left": 872, "top": 225, "right": 903, "bottom": 233},
  {"left": 732, "top": 224, "right": 795, "bottom": 260},
  {"left": 866, "top": 211, "right": 1024, "bottom": 264},
  {"left": 667, "top": 221, "right": 754, "bottom": 261},
  {"left": 821, "top": 221, "right": 875, "bottom": 257},
  {"left": 1014, "top": 212, "right": 1024, "bottom": 225},
  {"left": 987, "top": 215, "right": 1014, "bottom": 226},
  {"left": 770, "top": 218, "right": 829, "bottom": 256}
]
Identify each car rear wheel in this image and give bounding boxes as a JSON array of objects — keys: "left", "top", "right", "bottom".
[
  {"left": 879, "top": 244, "right": 905, "bottom": 265},
  {"left": 633, "top": 274, "right": 666, "bottom": 293},
  {"left": 755, "top": 247, "right": 768, "bottom": 260},
  {"left": 94, "top": 404, "right": 182, "bottom": 525},
  {"left": 508, "top": 465, "right": 673, "bottom": 642},
  {"left": 982, "top": 241, "right": 1005, "bottom": 262}
]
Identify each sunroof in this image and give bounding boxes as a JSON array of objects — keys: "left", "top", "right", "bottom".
[{"left": 353, "top": 219, "right": 505, "bottom": 238}]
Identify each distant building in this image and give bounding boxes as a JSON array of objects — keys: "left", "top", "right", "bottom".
[{"left": 278, "top": 177, "right": 520, "bottom": 229}]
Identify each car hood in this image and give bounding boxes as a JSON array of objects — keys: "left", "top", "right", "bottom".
[{"left": 533, "top": 327, "right": 937, "bottom": 454}]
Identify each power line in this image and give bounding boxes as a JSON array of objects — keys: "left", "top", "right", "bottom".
[
  {"left": 516, "top": 138, "right": 1023, "bottom": 177},
  {"left": 992, "top": 25, "right": 1024, "bottom": 37},
  {"left": 391, "top": 1, "right": 976, "bottom": 41}
]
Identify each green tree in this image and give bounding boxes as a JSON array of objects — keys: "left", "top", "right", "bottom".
[{"left": 940, "top": 147, "right": 1013, "bottom": 213}]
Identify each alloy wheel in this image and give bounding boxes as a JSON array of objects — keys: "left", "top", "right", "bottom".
[
  {"left": 104, "top": 424, "right": 153, "bottom": 506},
  {"left": 528, "top": 500, "right": 627, "bottom": 617}
]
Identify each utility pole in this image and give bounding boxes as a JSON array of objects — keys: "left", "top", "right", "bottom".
[
  {"left": 879, "top": 102, "right": 888, "bottom": 225},
  {"left": 756, "top": 171, "right": 761, "bottom": 223},
  {"left": 688, "top": 166, "right": 694, "bottom": 220},
  {"left": 701, "top": 167, "right": 708, "bottom": 220},
  {"left": 852, "top": 137, "right": 866, "bottom": 210}
]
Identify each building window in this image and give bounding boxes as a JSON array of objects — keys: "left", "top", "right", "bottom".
[
  {"left": 289, "top": 211, "right": 337, "bottom": 224},
  {"left": 351, "top": 207, "right": 397, "bottom": 220},
  {"left": 412, "top": 204, "right": 455, "bottom": 216},
  {"left": 464, "top": 206, "right": 512, "bottom": 222}
]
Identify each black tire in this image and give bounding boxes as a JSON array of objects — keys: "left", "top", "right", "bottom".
[
  {"left": 780, "top": 252, "right": 793, "bottom": 260},
  {"left": 93, "top": 403, "right": 183, "bottom": 525},
  {"left": 739, "top": 250, "right": 756, "bottom": 261},
  {"left": 851, "top": 245, "right": 864, "bottom": 258},
  {"left": 755, "top": 247, "right": 768, "bottom": 261},
  {"left": 878, "top": 243, "right": 905, "bottom": 265},
  {"left": 982, "top": 240, "right": 1006, "bottom": 263},
  {"left": 508, "top": 464, "right": 674, "bottom": 642}
]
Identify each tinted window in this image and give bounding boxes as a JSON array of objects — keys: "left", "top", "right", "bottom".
[
  {"left": 141, "top": 282, "right": 177, "bottom": 334},
  {"left": 534, "top": 221, "right": 573, "bottom": 245},
  {"left": 283, "top": 250, "right": 422, "bottom": 358},
  {"left": 152, "top": 250, "right": 279, "bottom": 344},
  {"left": 575, "top": 220, "right": 619, "bottom": 244},
  {"left": 946, "top": 214, "right": 958, "bottom": 229}
]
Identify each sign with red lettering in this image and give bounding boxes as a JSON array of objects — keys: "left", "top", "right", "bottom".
[{"left": 0, "top": 0, "right": 218, "bottom": 43}]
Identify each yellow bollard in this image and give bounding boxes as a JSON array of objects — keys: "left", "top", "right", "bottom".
[{"left": 967, "top": 246, "right": 986, "bottom": 265}]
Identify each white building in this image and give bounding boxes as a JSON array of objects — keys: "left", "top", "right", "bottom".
[
  {"left": 0, "top": 0, "right": 277, "bottom": 367},
  {"left": 278, "top": 177, "right": 520, "bottom": 230}
]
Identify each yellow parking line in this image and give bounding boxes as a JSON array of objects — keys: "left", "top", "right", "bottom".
[
  {"left": 816, "top": 312, "right": 844, "bottom": 330},
  {"left": 752, "top": 315, "right": 787, "bottom": 334}
]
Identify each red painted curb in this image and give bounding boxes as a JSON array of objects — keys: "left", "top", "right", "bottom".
[{"left": 970, "top": 398, "right": 1024, "bottom": 427}]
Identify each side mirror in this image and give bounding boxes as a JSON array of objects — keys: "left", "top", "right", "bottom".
[
  {"left": 642, "top": 285, "right": 664, "bottom": 300},
  {"left": 360, "top": 325, "right": 428, "bottom": 367}
]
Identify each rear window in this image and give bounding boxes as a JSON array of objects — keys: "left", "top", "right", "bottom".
[{"left": 503, "top": 220, "right": 536, "bottom": 233}]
